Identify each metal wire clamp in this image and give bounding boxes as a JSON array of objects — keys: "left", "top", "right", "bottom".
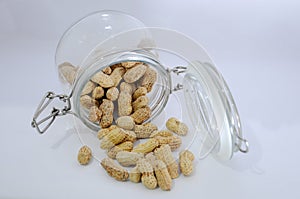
[{"left": 31, "top": 91, "right": 72, "bottom": 134}]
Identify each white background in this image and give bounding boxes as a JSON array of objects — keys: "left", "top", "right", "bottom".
[{"left": 1, "top": 0, "right": 300, "bottom": 198}]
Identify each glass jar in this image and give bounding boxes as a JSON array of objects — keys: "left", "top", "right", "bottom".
[{"left": 31, "top": 10, "right": 248, "bottom": 162}]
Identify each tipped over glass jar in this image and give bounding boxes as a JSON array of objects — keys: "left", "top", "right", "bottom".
[{"left": 31, "top": 10, "right": 249, "bottom": 164}]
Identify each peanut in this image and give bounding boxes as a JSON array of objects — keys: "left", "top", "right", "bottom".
[
  {"left": 77, "top": 145, "right": 92, "bottom": 165},
  {"left": 134, "top": 123, "right": 158, "bottom": 139},
  {"left": 81, "top": 81, "right": 96, "bottom": 96},
  {"left": 110, "top": 67, "right": 125, "bottom": 86},
  {"left": 132, "top": 138, "right": 159, "bottom": 154},
  {"left": 101, "top": 157, "right": 129, "bottom": 181},
  {"left": 91, "top": 71, "right": 114, "bottom": 88},
  {"left": 137, "top": 159, "right": 157, "bottom": 189},
  {"left": 129, "top": 166, "right": 141, "bottom": 183},
  {"left": 107, "top": 141, "right": 133, "bottom": 159},
  {"left": 118, "top": 91, "right": 132, "bottom": 116},
  {"left": 154, "top": 145, "right": 179, "bottom": 179},
  {"left": 102, "top": 66, "right": 112, "bottom": 75},
  {"left": 131, "top": 106, "right": 151, "bottom": 124},
  {"left": 100, "top": 114, "right": 114, "bottom": 128},
  {"left": 141, "top": 67, "right": 157, "bottom": 92},
  {"left": 88, "top": 106, "right": 102, "bottom": 123},
  {"left": 80, "top": 95, "right": 99, "bottom": 109},
  {"left": 166, "top": 117, "right": 188, "bottom": 136},
  {"left": 106, "top": 87, "right": 119, "bottom": 101},
  {"left": 121, "top": 61, "right": 140, "bottom": 69},
  {"left": 99, "top": 99, "right": 114, "bottom": 128},
  {"left": 123, "top": 64, "right": 147, "bottom": 83},
  {"left": 132, "top": 86, "right": 147, "bottom": 100},
  {"left": 97, "top": 125, "right": 118, "bottom": 140},
  {"left": 153, "top": 160, "right": 172, "bottom": 191},
  {"left": 116, "top": 151, "right": 144, "bottom": 167},
  {"left": 100, "top": 128, "right": 126, "bottom": 150},
  {"left": 116, "top": 116, "right": 135, "bottom": 130},
  {"left": 110, "top": 63, "right": 122, "bottom": 70},
  {"left": 122, "top": 129, "right": 137, "bottom": 143},
  {"left": 92, "top": 86, "right": 105, "bottom": 100},
  {"left": 58, "top": 62, "right": 78, "bottom": 85},
  {"left": 179, "top": 150, "right": 194, "bottom": 176},
  {"left": 155, "top": 135, "right": 182, "bottom": 151},
  {"left": 149, "top": 130, "right": 173, "bottom": 138},
  {"left": 132, "top": 96, "right": 149, "bottom": 112},
  {"left": 120, "top": 82, "right": 135, "bottom": 95},
  {"left": 145, "top": 152, "right": 157, "bottom": 167}
]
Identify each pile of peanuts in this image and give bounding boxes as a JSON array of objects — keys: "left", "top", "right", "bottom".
[{"left": 60, "top": 61, "right": 195, "bottom": 191}]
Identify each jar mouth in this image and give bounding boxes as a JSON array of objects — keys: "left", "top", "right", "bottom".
[{"left": 72, "top": 50, "right": 171, "bottom": 133}]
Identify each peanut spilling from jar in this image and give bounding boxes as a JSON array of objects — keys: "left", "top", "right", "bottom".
[
  {"left": 179, "top": 150, "right": 195, "bottom": 176},
  {"left": 77, "top": 145, "right": 92, "bottom": 165},
  {"left": 62, "top": 61, "right": 196, "bottom": 191}
]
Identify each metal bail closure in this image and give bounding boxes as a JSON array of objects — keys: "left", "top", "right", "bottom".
[
  {"left": 31, "top": 91, "right": 72, "bottom": 134},
  {"left": 167, "top": 66, "right": 187, "bottom": 93}
]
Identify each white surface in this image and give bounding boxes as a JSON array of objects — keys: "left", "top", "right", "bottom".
[{"left": 1, "top": 0, "right": 300, "bottom": 198}]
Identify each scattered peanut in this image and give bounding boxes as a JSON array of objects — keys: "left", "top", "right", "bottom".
[
  {"left": 155, "top": 135, "right": 182, "bottom": 151},
  {"left": 145, "top": 152, "right": 157, "bottom": 167},
  {"left": 131, "top": 106, "right": 151, "bottom": 124},
  {"left": 150, "top": 130, "right": 173, "bottom": 138},
  {"left": 129, "top": 166, "right": 141, "bottom": 183},
  {"left": 141, "top": 67, "right": 157, "bottom": 92},
  {"left": 77, "top": 145, "right": 92, "bottom": 165},
  {"left": 132, "top": 138, "right": 159, "bottom": 154},
  {"left": 179, "top": 150, "right": 194, "bottom": 176},
  {"left": 107, "top": 141, "right": 133, "bottom": 159},
  {"left": 106, "top": 87, "right": 119, "bottom": 101},
  {"left": 153, "top": 160, "right": 172, "bottom": 191},
  {"left": 122, "top": 129, "right": 137, "bottom": 143},
  {"left": 116, "top": 116, "right": 135, "bottom": 130},
  {"left": 97, "top": 125, "right": 118, "bottom": 140},
  {"left": 166, "top": 117, "right": 188, "bottom": 136},
  {"left": 116, "top": 151, "right": 144, "bottom": 167},
  {"left": 101, "top": 157, "right": 129, "bottom": 181},
  {"left": 137, "top": 159, "right": 157, "bottom": 189},
  {"left": 88, "top": 106, "right": 102, "bottom": 123},
  {"left": 91, "top": 71, "right": 114, "bottom": 88},
  {"left": 154, "top": 145, "right": 179, "bottom": 179},
  {"left": 100, "top": 128, "right": 126, "bottom": 150},
  {"left": 134, "top": 123, "right": 158, "bottom": 139}
]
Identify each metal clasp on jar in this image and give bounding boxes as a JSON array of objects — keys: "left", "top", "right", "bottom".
[
  {"left": 167, "top": 66, "right": 187, "bottom": 93},
  {"left": 31, "top": 91, "right": 74, "bottom": 134}
]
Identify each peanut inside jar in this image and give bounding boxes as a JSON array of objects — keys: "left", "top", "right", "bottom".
[
  {"left": 70, "top": 51, "right": 172, "bottom": 132},
  {"left": 79, "top": 61, "right": 156, "bottom": 129}
]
